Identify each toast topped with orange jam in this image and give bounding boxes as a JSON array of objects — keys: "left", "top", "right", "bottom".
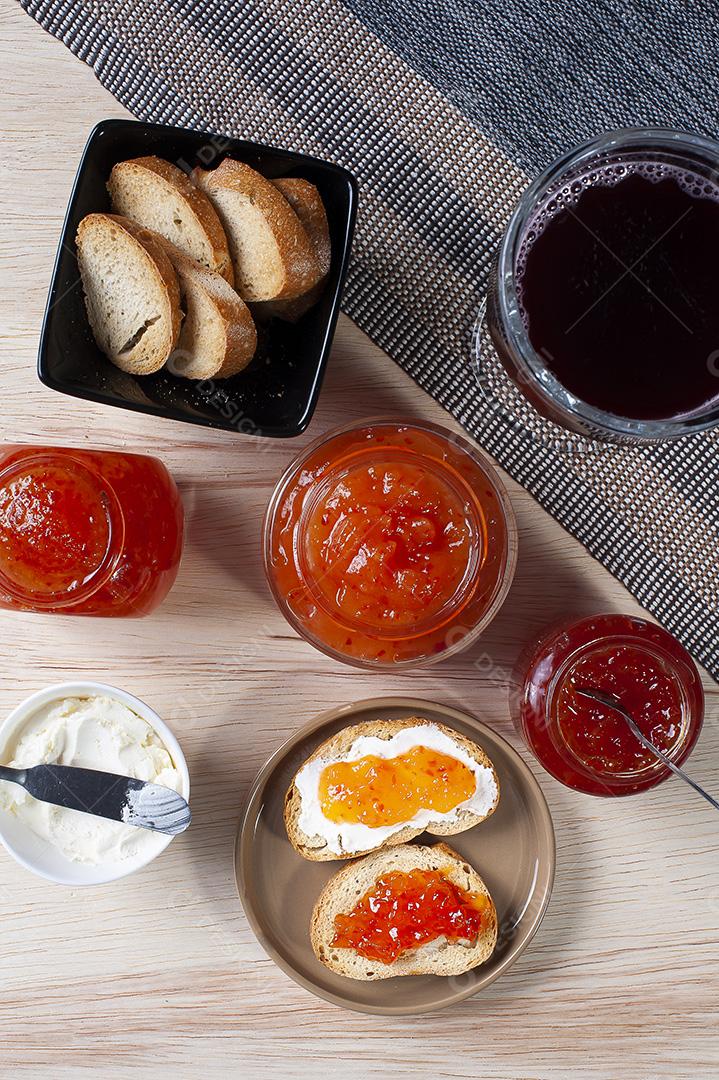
[{"left": 285, "top": 718, "right": 499, "bottom": 861}]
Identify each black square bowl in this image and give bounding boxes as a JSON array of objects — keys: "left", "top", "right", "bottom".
[{"left": 38, "top": 119, "right": 358, "bottom": 438}]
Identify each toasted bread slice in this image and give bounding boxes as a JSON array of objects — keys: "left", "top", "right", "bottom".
[
  {"left": 160, "top": 243, "right": 257, "bottom": 380},
  {"left": 254, "top": 178, "right": 332, "bottom": 322},
  {"left": 273, "top": 178, "right": 331, "bottom": 279},
  {"left": 311, "top": 842, "right": 498, "bottom": 980},
  {"left": 192, "top": 159, "right": 321, "bottom": 301},
  {"left": 76, "top": 213, "right": 182, "bottom": 374},
  {"left": 108, "top": 155, "right": 234, "bottom": 284},
  {"left": 285, "top": 717, "right": 500, "bottom": 861}
]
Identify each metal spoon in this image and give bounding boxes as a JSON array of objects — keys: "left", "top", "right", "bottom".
[
  {"left": 0, "top": 763, "right": 191, "bottom": 834},
  {"left": 575, "top": 687, "right": 718, "bottom": 811}
]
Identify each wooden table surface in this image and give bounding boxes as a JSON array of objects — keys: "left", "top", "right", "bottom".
[{"left": 2, "top": 6, "right": 718, "bottom": 1078}]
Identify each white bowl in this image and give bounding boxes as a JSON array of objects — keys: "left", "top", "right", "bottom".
[{"left": 0, "top": 681, "right": 190, "bottom": 886}]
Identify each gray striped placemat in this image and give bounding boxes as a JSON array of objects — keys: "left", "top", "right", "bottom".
[{"left": 21, "top": 0, "right": 719, "bottom": 679}]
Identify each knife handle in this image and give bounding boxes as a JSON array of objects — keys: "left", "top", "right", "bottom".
[{"left": 0, "top": 764, "right": 26, "bottom": 786}]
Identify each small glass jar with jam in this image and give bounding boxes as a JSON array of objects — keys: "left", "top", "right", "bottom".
[
  {"left": 0, "top": 445, "right": 184, "bottom": 617},
  {"left": 517, "top": 613, "right": 704, "bottom": 796},
  {"left": 263, "top": 418, "right": 518, "bottom": 669}
]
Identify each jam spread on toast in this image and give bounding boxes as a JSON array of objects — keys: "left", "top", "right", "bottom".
[
  {"left": 319, "top": 747, "right": 476, "bottom": 828},
  {"left": 331, "top": 868, "right": 491, "bottom": 963}
]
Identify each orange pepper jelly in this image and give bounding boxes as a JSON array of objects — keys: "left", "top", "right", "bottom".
[
  {"left": 303, "top": 460, "right": 473, "bottom": 630},
  {"left": 318, "top": 746, "right": 476, "bottom": 827},
  {"left": 0, "top": 446, "right": 183, "bottom": 616},
  {"left": 331, "top": 868, "right": 492, "bottom": 963},
  {"left": 264, "top": 421, "right": 517, "bottom": 668}
]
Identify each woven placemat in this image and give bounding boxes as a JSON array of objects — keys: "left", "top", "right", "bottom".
[{"left": 21, "top": 0, "right": 719, "bottom": 678}]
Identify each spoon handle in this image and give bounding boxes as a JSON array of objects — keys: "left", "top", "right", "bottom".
[{"left": 575, "top": 688, "right": 719, "bottom": 812}]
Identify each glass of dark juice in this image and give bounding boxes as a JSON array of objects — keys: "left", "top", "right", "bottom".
[{"left": 484, "top": 128, "right": 719, "bottom": 440}]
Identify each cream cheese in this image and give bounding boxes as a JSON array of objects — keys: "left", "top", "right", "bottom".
[
  {"left": 0, "top": 695, "right": 181, "bottom": 865},
  {"left": 295, "top": 724, "right": 498, "bottom": 855}
]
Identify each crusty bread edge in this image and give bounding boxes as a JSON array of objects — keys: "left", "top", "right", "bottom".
[
  {"left": 252, "top": 178, "right": 331, "bottom": 322},
  {"left": 192, "top": 159, "right": 322, "bottom": 301},
  {"left": 158, "top": 241, "right": 257, "bottom": 379},
  {"left": 76, "top": 213, "right": 182, "bottom": 375},
  {"left": 108, "top": 156, "right": 235, "bottom": 285},
  {"left": 272, "top": 177, "right": 331, "bottom": 278}
]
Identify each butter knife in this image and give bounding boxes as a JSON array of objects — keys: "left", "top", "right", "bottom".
[{"left": 0, "top": 763, "right": 191, "bottom": 835}]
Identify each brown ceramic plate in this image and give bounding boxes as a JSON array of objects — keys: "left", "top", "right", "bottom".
[{"left": 235, "top": 697, "right": 555, "bottom": 1015}]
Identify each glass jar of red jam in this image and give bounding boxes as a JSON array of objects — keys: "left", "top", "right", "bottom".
[
  {"left": 263, "top": 419, "right": 517, "bottom": 669},
  {"left": 517, "top": 614, "right": 704, "bottom": 796},
  {"left": 0, "top": 446, "right": 183, "bottom": 617}
]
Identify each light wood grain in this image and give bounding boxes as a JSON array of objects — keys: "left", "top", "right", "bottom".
[{"left": 1, "top": 5, "right": 718, "bottom": 1078}]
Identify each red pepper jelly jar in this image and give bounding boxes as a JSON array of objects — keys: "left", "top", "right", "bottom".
[
  {"left": 517, "top": 614, "right": 704, "bottom": 796},
  {"left": 0, "top": 446, "right": 184, "bottom": 617},
  {"left": 263, "top": 419, "right": 517, "bottom": 669}
]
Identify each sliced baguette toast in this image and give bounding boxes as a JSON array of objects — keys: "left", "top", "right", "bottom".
[
  {"left": 311, "top": 842, "right": 498, "bottom": 980},
  {"left": 76, "top": 213, "right": 182, "bottom": 374},
  {"left": 192, "top": 159, "right": 322, "bottom": 301},
  {"left": 255, "top": 177, "right": 332, "bottom": 322},
  {"left": 160, "top": 243, "right": 257, "bottom": 380},
  {"left": 273, "top": 178, "right": 331, "bottom": 279},
  {"left": 285, "top": 717, "right": 500, "bottom": 861},
  {"left": 108, "top": 155, "right": 234, "bottom": 284}
]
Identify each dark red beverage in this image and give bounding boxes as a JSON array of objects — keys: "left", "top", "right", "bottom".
[{"left": 517, "top": 163, "right": 719, "bottom": 421}]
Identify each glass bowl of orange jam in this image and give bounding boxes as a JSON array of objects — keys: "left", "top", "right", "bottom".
[{"left": 263, "top": 419, "right": 517, "bottom": 669}]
